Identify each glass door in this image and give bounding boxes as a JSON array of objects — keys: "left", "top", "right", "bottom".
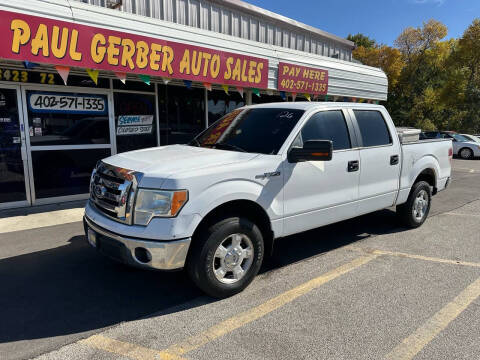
[
  {"left": 0, "top": 84, "right": 31, "bottom": 208},
  {"left": 21, "top": 85, "right": 113, "bottom": 205}
]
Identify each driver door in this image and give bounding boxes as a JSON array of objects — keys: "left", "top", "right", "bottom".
[{"left": 282, "top": 109, "right": 360, "bottom": 236}]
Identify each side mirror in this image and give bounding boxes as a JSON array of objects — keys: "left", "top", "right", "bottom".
[{"left": 288, "top": 140, "right": 333, "bottom": 163}]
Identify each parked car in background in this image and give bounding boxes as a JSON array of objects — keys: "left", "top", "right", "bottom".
[
  {"left": 420, "top": 131, "right": 480, "bottom": 159},
  {"left": 461, "top": 134, "right": 480, "bottom": 144}
]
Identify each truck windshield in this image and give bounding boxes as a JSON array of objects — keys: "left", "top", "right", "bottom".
[{"left": 191, "top": 108, "right": 304, "bottom": 154}]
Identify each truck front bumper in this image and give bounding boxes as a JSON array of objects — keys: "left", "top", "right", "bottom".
[{"left": 84, "top": 215, "right": 191, "bottom": 270}]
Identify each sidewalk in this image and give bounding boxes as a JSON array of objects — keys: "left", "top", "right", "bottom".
[{"left": 0, "top": 200, "right": 86, "bottom": 234}]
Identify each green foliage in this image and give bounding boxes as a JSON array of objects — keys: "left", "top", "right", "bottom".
[
  {"left": 355, "top": 18, "right": 480, "bottom": 133},
  {"left": 347, "top": 33, "right": 377, "bottom": 48}
]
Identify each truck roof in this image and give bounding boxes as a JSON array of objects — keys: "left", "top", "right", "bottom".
[{"left": 245, "top": 102, "right": 385, "bottom": 111}]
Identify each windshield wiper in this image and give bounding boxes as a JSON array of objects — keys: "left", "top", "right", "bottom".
[{"left": 213, "top": 142, "right": 247, "bottom": 152}]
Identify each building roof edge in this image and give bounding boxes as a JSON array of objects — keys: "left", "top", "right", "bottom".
[{"left": 210, "top": 0, "right": 355, "bottom": 48}]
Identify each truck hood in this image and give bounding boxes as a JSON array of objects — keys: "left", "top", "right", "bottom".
[{"left": 103, "top": 144, "right": 258, "bottom": 183}]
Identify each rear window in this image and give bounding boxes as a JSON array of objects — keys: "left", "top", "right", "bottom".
[{"left": 354, "top": 110, "right": 392, "bottom": 147}]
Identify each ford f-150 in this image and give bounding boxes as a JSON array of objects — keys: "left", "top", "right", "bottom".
[{"left": 84, "top": 103, "right": 452, "bottom": 297}]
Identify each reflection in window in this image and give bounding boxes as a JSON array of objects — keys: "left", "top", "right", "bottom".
[
  {"left": 195, "top": 108, "right": 304, "bottom": 155},
  {"left": 252, "top": 93, "right": 285, "bottom": 104},
  {"left": 208, "top": 90, "right": 245, "bottom": 126},
  {"left": 354, "top": 110, "right": 392, "bottom": 147},
  {"left": 158, "top": 85, "right": 205, "bottom": 145},
  {"left": 114, "top": 92, "right": 157, "bottom": 153},
  {"left": 32, "top": 148, "right": 111, "bottom": 198},
  {"left": 26, "top": 91, "right": 110, "bottom": 146},
  {"left": 0, "top": 88, "right": 26, "bottom": 203},
  {"left": 300, "top": 111, "right": 351, "bottom": 150}
]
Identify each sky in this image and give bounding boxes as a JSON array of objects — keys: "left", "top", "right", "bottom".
[{"left": 244, "top": 0, "right": 480, "bottom": 45}]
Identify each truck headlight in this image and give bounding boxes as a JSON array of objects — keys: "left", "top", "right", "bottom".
[{"left": 134, "top": 189, "right": 188, "bottom": 225}]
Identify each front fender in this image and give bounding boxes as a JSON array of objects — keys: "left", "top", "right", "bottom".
[{"left": 193, "top": 179, "right": 282, "bottom": 221}]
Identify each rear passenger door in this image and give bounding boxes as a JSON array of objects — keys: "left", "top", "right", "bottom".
[
  {"left": 282, "top": 109, "right": 360, "bottom": 236},
  {"left": 350, "top": 109, "right": 401, "bottom": 215}
]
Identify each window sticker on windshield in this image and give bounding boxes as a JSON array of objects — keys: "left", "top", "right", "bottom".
[{"left": 277, "top": 111, "right": 295, "bottom": 119}]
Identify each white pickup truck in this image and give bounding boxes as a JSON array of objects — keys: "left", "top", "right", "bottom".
[{"left": 84, "top": 103, "right": 452, "bottom": 297}]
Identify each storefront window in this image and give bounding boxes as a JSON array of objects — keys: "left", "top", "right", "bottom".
[
  {"left": 26, "top": 90, "right": 110, "bottom": 146},
  {"left": 159, "top": 85, "right": 205, "bottom": 145},
  {"left": 112, "top": 79, "right": 154, "bottom": 92},
  {"left": 208, "top": 90, "right": 245, "bottom": 126},
  {"left": 32, "top": 148, "right": 111, "bottom": 199},
  {"left": 252, "top": 93, "right": 285, "bottom": 104},
  {"left": 114, "top": 92, "right": 157, "bottom": 154},
  {"left": 0, "top": 88, "right": 26, "bottom": 203}
]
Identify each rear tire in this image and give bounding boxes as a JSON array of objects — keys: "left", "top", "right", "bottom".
[
  {"left": 396, "top": 181, "right": 431, "bottom": 228},
  {"left": 459, "top": 147, "right": 473, "bottom": 160},
  {"left": 186, "top": 217, "right": 264, "bottom": 298}
]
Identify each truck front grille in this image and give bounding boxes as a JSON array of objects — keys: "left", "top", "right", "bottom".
[{"left": 89, "top": 162, "right": 138, "bottom": 225}]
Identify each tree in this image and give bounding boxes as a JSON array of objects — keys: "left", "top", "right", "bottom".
[
  {"left": 446, "top": 19, "right": 480, "bottom": 132},
  {"left": 353, "top": 45, "right": 404, "bottom": 87},
  {"left": 347, "top": 33, "right": 376, "bottom": 48},
  {"left": 349, "top": 19, "right": 480, "bottom": 133},
  {"left": 394, "top": 19, "right": 448, "bottom": 61}
]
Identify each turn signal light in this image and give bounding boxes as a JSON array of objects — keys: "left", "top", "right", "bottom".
[{"left": 171, "top": 190, "right": 188, "bottom": 216}]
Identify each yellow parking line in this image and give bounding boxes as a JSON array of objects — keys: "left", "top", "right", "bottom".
[
  {"left": 159, "top": 254, "right": 377, "bottom": 358},
  {"left": 444, "top": 212, "right": 480, "bottom": 218},
  {"left": 371, "top": 249, "right": 480, "bottom": 268},
  {"left": 80, "top": 334, "right": 185, "bottom": 360},
  {"left": 81, "top": 254, "right": 377, "bottom": 359},
  {"left": 385, "top": 276, "right": 480, "bottom": 360}
]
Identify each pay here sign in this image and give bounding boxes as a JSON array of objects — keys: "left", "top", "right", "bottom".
[{"left": 277, "top": 62, "right": 328, "bottom": 95}]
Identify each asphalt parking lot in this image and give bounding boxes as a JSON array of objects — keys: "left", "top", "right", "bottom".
[{"left": 1, "top": 159, "right": 480, "bottom": 360}]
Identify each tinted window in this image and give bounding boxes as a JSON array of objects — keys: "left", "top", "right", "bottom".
[
  {"left": 423, "top": 132, "right": 441, "bottom": 139},
  {"left": 354, "top": 110, "right": 392, "bottom": 147},
  {"left": 26, "top": 91, "right": 110, "bottom": 146},
  {"left": 114, "top": 92, "right": 157, "bottom": 153},
  {"left": 32, "top": 148, "right": 111, "bottom": 198},
  {"left": 207, "top": 89, "right": 245, "bottom": 126},
  {"left": 300, "top": 110, "right": 351, "bottom": 150},
  {"left": 159, "top": 85, "right": 205, "bottom": 145},
  {"left": 194, "top": 108, "right": 304, "bottom": 154}
]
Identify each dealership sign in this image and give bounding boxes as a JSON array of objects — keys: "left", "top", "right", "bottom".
[
  {"left": 277, "top": 62, "right": 328, "bottom": 95},
  {"left": 0, "top": 10, "right": 268, "bottom": 88}
]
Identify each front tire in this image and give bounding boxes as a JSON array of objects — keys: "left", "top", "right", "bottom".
[
  {"left": 187, "top": 217, "right": 264, "bottom": 298},
  {"left": 459, "top": 147, "right": 474, "bottom": 160},
  {"left": 396, "top": 181, "right": 432, "bottom": 228}
]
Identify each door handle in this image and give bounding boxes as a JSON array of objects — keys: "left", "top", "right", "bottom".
[
  {"left": 390, "top": 155, "right": 399, "bottom": 165},
  {"left": 348, "top": 160, "right": 359, "bottom": 172}
]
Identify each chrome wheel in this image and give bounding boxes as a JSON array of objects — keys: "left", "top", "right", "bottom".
[
  {"left": 460, "top": 148, "right": 473, "bottom": 159},
  {"left": 412, "top": 189, "right": 429, "bottom": 221},
  {"left": 213, "top": 233, "right": 254, "bottom": 284}
]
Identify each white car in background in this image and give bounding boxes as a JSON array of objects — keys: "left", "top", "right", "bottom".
[
  {"left": 421, "top": 131, "right": 480, "bottom": 159},
  {"left": 451, "top": 134, "right": 480, "bottom": 159}
]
